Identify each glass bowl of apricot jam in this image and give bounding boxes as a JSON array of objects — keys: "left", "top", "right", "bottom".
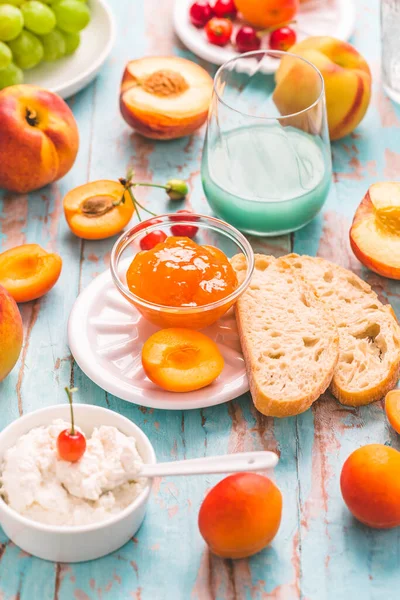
[{"left": 110, "top": 214, "right": 254, "bottom": 329}]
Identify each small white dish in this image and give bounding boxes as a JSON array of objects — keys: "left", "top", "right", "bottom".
[
  {"left": 24, "top": 0, "right": 115, "bottom": 99},
  {"left": 0, "top": 404, "right": 156, "bottom": 563},
  {"left": 68, "top": 259, "right": 249, "bottom": 410},
  {"left": 174, "top": 0, "right": 356, "bottom": 69}
]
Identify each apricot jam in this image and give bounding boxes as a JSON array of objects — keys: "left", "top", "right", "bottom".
[{"left": 126, "top": 237, "right": 238, "bottom": 307}]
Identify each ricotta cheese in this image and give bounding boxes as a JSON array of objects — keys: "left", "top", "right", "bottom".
[{"left": 0, "top": 419, "right": 145, "bottom": 526}]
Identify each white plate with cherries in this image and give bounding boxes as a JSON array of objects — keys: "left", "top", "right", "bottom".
[{"left": 174, "top": 0, "right": 356, "bottom": 70}]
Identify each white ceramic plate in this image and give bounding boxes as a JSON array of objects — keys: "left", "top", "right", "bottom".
[
  {"left": 24, "top": 0, "right": 115, "bottom": 99},
  {"left": 68, "top": 259, "right": 249, "bottom": 410},
  {"left": 174, "top": 0, "right": 356, "bottom": 70}
]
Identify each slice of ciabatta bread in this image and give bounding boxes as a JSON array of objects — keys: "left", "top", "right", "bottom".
[
  {"left": 231, "top": 254, "right": 339, "bottom": 418},
  {"left": 284, "top": 254, "right": 400, "bottom": 406}
]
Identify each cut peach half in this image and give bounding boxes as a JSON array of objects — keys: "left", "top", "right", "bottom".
[
  {"left": 0, "top": 244, "right": 62, "bottom": 302},
  {"left": 63, "top": 180, "right": 133, "bottom": 240},
  {"left": 350, "top": 182, "right": 400, "bottom": 280},
  {"left": 120, "top": 56, "right": 213, "bottom": 140}
]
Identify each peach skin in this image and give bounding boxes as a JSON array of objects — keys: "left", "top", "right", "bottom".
[
  {"left": 0, "top": 84, "right": 79, "bottom": 193},
  {"left": 0, "top": 244, "right": 62, "bottom": 302},
  {"left": 198, "top": 473, "right": 282, "bottom": 558},
  {"left": 0, "top": 285, "right": 23, "bottom": 382},
  {"left": 340, "top": 444, "right": 400, "bottom": 529},
  {"left": 274, "top": 36, "right": 372, "bottom": 140},
  {"left": 350, "top": 182, "right": 400, "bottom": 279}
]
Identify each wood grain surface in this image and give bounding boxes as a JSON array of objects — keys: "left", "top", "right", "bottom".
[{"left": 1, "top": 0, "right": 400, "bottom": 598}]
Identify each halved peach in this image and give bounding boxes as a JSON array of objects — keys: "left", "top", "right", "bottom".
[
  {"left": 350, "top": 182, "right": 400, "bottom": 280},
  {"left": 120, "top": 56, "right": 213, "bottom": 140},
  {"left": 141, "top": 328, "right": 224, "bottom": 392},
  {"left": 63, "top": 180, "right": 133, "bottom": 240},
  {"left": 0, "top": 244, "right": 62, "bottom": 302}
]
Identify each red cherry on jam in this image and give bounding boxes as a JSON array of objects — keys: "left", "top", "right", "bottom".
[
  {"left": 189, "top": 0, "right": 213, "bottom": 28},
  {"left": 269, "top": 26, "right": 296, "bottom": 52},
  {"left": 140, "top": 230, "right": 168, "bottom": 250},
  {"left": 235, "top": 26, "right": 261, "bottom": 53},
  {"left": 170, "top": 210, "right": 199, "bottom": 238},
  {"left": 57, "top": 387, "right": 86, "bottom": 463},
  {"left": 205, "top": 17, "right": 233, "bottom": 46},
  {"left": 213, "top": 0, "right": 237, "bottom": 19}
]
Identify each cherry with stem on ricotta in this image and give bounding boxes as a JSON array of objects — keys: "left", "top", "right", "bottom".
[{"left": 57, "top": 387, "right": 86, "bottom": 462}]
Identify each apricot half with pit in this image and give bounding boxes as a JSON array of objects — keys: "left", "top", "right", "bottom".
[
  {"left": 63, "top": 180, "right": 133, "bottom": 240},
  {"left": 120, "top": 56, "right": 213, "bottom": 140}
]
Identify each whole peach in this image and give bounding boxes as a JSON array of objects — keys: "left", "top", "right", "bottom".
[
  {"left": 274, "top": 36, "right": 371, "bottom": 140},
  {"left": 0, "top": 84, "right": 79, "bottom": 193},
  {"left": 198, "top": 473, "right": 282, "bottom": 559},
  {"left": 341, "top": 444, "right": 400, "bottom": 528},
  {"left": 0, "top": 285, "right": 23, "bottom": 382}
]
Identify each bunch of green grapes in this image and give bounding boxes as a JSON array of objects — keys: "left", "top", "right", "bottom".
[{"left": 0, "top": 0, "right": 91, "bottom": 89}]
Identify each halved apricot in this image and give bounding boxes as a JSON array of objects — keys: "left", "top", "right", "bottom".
[
  {"left": 0, "top": 244, "right": 62, "bottom": 302},
  {"left": 385, "top": 390, "right": 400, "bottom": 434},
  {"left": 63, "top": 180, "right": 134, "bottom": 240},
  {"left": 141, "top": 328, "right": 224, "bottom": 392},
  {"left": 120, "top": 56, "right": 213, "bottom": 140}
]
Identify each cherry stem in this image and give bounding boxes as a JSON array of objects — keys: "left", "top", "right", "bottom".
[
  {"left": 65, "top": 387, "right": 78, "bottom": 435},
  {"left": 115, "top": 175, "right": 158, "bottom": 219}
]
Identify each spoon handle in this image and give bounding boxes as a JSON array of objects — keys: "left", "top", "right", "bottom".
[{"left": 139, "top": 451, "right": 278, "bottom": 478}]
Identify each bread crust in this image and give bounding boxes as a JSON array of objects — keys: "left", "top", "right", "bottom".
[
  {"left": 285, "top": 254, "right": 400, "bottom": 406},
  {"left": 232, "top": 254, "right": 339, "bottom": 418}
]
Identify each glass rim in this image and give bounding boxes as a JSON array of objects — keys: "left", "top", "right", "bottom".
[{"left": 213, "top": 49, "right": 326, "bottom": 122}]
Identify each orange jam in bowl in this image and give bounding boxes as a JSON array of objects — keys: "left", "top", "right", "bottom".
[
  {"left": 126, "top": 237, "right": 238, "bottom": 328},
  {"left": 127, "top": 237, "right": 237, "bottom": 307},
  {"left": 110, "top": 214, "right": 255, "bottom": 330}
]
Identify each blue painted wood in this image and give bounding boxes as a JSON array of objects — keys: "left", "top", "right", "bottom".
[{"left": 0, "top": 0, "right": 399, "bottom": 597}]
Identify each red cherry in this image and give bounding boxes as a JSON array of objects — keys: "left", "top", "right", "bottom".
[
  {"left": 269, "top": 26, "right": 296, "bottom": 52},
  {"left": 140, "top": 230, "right": 168, "bottom": 250},
  {"left": 235, "top": 26, "right": 261, "bottom": 53},
  {"left": 170, "top": 210, "right": 199, "bottom": 238},
  {"left": 205, "top": 17, "right": 233, "bottom": 46},
  {"left": 189, "top": 0, "right": 213, "bottom": 28},
  {"left": 213, "top": 0, "right": 237, "bottom": 19},
  {"left": 57, "top": 429, "right": 87, "bottom": 463},
  {"left": 57, "top": 387, "right": 86, "bottom": 463}
]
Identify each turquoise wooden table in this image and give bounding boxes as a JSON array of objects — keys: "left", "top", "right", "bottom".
[{"left": 1, "top": 0, "right": 400, "bottom": 597}]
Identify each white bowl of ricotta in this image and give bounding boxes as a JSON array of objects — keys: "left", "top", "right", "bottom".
[{"left": 0, "top": 404, "right": 156, "bottom": 563}]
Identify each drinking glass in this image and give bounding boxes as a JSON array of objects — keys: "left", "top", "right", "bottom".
[
  {"left": 381, "top": 0, "right": 400, "bottom": 104},
  {"left": 201, "top": 50, "right": 332, "bottom": 236}
]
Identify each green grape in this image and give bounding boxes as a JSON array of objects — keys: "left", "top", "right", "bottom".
[
  {"left": 21, "top": 1, "right": 56, "bottom": 34},
  {"left": 0, "top": 0, "right": 23, "bottom": 6},
  {"left": 0, "top": 5, "right": 23, "bottom": 41},
  {"left": 39, "top": 27, "right": 65, "bottom": 60},
  {"left": 8, "top": 29, "right": 44, "bottom": 68},
  {"left": 0, "top": 40, "right": 12, "bottom": 68},
  {"left": 0, "top": 61, "right": 23, "bottom": 88},
  {"left": 53, "top": 0, "right": 90, "bottom": 33},
  {"left": 61, "top": 29, "right": 79, "bottom": 54}
]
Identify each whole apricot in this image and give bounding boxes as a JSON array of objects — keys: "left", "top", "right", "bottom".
[
  {"left": 198, "top": 473, "right": 282, "bottom": 559},
  {"left": 340, "top": 444, "right": 400, "bottom": 529},
  {"left": 0, "top": 285, "right": 23, "bottom": 382}
]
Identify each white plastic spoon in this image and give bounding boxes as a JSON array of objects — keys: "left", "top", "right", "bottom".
[{"left": 139, "top": 451, "right": 278, "bottom": 478}]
